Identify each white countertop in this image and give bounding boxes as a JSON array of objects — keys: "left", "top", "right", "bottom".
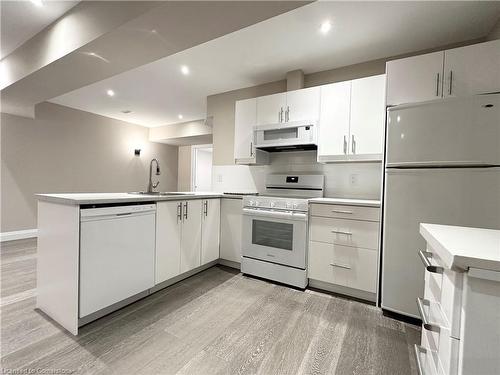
[
  {"left": 36, "top": 192, "right": 224, "bottom": 205},
  {"left": 308, "top": 197, "right": 381, "bottom": 208},
  {"left": 420, "top": 223, "right": 500, "bottom": 272}
]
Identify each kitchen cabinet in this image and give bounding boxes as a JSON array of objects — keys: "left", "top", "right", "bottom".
[
  {"left": 443, "top": 39, "right": 500, "bottom": 98},
  {"left": 308, "top": 202, "right": 380, "bottom": 301},
  {"left": 386, "top": 39, "right": 500, "bottom": 105},
  {"left": 417, "top": 224, "right": 500, "bottom": 375},
  {"left": 285, "top": 87, "right": 320, "bottom": 123},
  {"left": 156, "top": 201, "right": 182, "bottom": 284},
  {"left": 256, "top": 92, "right": 286, "bottom": 125},
  {"left": 255, "top": 87, "right": 320, "bottom": 126},
  {"left": 386, "top": 51, "right": 444, "bottom": 106},
  {"left": 201, "top": 199, "right": 220, "bottom": 264},
  {"left": 317, "top": 74, "right": 386, "bottom": 163},
  {"left": 220, "top": 198, "right": 243, "bottom": 265},
  {"left": 180, "top": 200, "right": 202, "bottom": 273},
  {"left": 234, "top": 98, "right": 269, "bottom": 165},
  {"left": 317, "top": 81, "right": 351, "bottom": 162},
  {"left": 349, "top": 75, "right": 386, "bottom": 159}
]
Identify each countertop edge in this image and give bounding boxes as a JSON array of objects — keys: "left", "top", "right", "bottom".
[{"left": 36, "top": 193, "right": 225, "bottom": 205}]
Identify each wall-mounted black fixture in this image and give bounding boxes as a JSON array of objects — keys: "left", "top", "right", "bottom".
[{"left": 134, "top": 149, "right": 141, "bottom": 156}]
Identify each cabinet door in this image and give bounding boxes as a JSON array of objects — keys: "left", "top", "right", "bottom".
[
  {"left": 285, "top": 86, "right": 320, "bottom": 122},
  {"left": 155, "top": 201, "right": 181, "bottom": 284},
  {"left": 386, "top": 51, "right": 444, "bottom": 105},
  {"left": 317, "top": 81, "right": 351, "bottom": 162},
  {"left": 443, "top": 39, "right": 500, "bottom": 98},
  {"left": 180, "top": 200, "right": 202, "bottom": 273},
  {"left": 234, "top": 98, "right": 256, "bottom": 162},
  {"left": 349, "top": 74, "right": 386, "bottom": 160},
  {"left": 256, "top": 92, "right": 286, "bottom": 125},
  {"left": 219, "top": 198, "right": 242, "bottom": 263},
  {"left": 201, "top": 199, "right": 220, "bottom": 264}
]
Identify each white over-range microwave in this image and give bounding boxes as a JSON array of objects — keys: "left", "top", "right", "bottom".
[{"left": 254, "top": 121, "right": 317, "bottom": 152}]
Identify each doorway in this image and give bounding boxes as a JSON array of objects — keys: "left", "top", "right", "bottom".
[{"left": 191, "top": 145, "right": 213, "bottom": 192}]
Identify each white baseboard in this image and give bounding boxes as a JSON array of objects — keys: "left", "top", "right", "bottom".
[{"left": 0, "top": 229, "right": 38, "bottom": 242}]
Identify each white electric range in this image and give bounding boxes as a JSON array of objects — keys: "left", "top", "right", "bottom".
[{"left": 241, "top": 174, "right": 324, "bottom": 288}]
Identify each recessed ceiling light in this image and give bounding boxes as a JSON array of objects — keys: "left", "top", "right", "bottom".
[
  {"left": 106, "top": 89, "right": 115, "bottom": 97},
  {"left": 30, "top": 0, "right": 43, "bottom": 7},
  {"left": 178, "top": 114, "right": 183, "bottom": 120},
  {"left": 320, "top": 21, "right": 332, "bottom": 35},
  {"left": 180, "top": 65, "right": 190, "bottom": 75}
]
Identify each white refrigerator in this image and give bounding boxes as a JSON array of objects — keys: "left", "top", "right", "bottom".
[{"left": 381, "top": 93, "right": 500, "bottom": 318}]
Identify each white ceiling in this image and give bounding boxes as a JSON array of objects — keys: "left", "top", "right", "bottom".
[
  {"left": 50, "top": 1, "right": 500, "bottom": 128},
  {"left": 0, "top": 0, "right": 79, "bottom": 59}
]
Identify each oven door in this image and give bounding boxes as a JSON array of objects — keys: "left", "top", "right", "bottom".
[{"left": 242, "top": 208, "right": 307, "bottom": 269}]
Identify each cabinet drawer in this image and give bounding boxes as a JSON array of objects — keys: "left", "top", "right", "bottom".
[
  {"left": 308, "top": 241, "right": 377, "bottom": 293},
  {"left": 310, "top": 216, "right": 379, "bottom": 250},
  {"left": 311, "top": 203, "right": 380, "bottom": 221},
  {"left": 422, "top": 246, "right": 463, "bottom": 338},
  {"left": 421, "top": 328, "right": 459, "bottom": 375}
]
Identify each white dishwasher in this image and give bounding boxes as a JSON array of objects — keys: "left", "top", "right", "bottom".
[{"left": 79, "top": 203, "right": 156, "bottom": 318}]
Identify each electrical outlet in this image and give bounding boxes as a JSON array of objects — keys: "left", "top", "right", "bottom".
[
  {"left": 217, "top": 174, "right": 223, "bottom": 183},
  {"left": 350, "top": 174, "right": 358, "bottom": 185}
]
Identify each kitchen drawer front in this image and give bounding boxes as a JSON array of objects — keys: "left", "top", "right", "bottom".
[
  {"left": 308, "top": 241, "right": 377, "bottom": 293},
  {"left": 310, "top": 203, "right": 380, "bottom": 222},
  {"left": 423, "top": 245, "right": 463, "bottom": 338},
  {"left": 310, "top": 216, "right": 379, "bottom": 250},
  {"left": 421, "top": 328, "right": 459, "bottom": 375}
]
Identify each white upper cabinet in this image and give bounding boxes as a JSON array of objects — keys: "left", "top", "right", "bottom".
[
  {"left": 317, "top": 74, "right": 386, "bottom": 163},
  {"left": 387, "top": 40, "right": 500, "bottom": 106},
  {"left": 443, "top": 39, "right": 500, "bottom": 98},
  {"left": 317, "top": 81, "right": 351, "bottom": 162},
  {"left": 285, "top": 87, "right": 320, "bottom": 122},
  {"left": 386, "top": 51, "right": 444, "bottom": 106},
  {"left": 201, "top": 199, "right": 220, "bottom": 264},
  {"left": 256, "top": 92, "right": 286, "bottom": 125},
  {"left": 234, "top": 98, "right": 256, "bottom": 161},
  {"left": 349, "top": 74, "right": 386, "bottom": 159}
]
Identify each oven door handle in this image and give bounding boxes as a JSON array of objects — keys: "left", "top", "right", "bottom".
[{"left": 242, "top": 208, "right": 307, "bottom": 221}]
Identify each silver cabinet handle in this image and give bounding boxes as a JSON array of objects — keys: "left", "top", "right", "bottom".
[
  {"left": 177, "top": 202, "right": 182, "bottom": 223},
  {"left": 416, "top": 298, "right": 440, "bottom": 332},
  {"left": 351, "top": 135, "right": 356, "bottom": 154},
  {"left": 250, "top": 142, "right": 253, "bottom": 157},
  {"left": 183, "top": 202, "right": 188, "bottom": 220},
  {"left": 330, "top": 263, "right": 351, "bottom": 270},
  {"left": 285, "top": 106, "right": 290, "bottom": 122},
  {"left": 343, "top": 135, "right": 347, "bottom": 155},
  {"left": 414, "top": 345, "right": 427, "bottom": 375},
  {"left": 331, "top": 209, "right": 353, "bottom": 214},
  {"left": 203, "top": 200, "right": 208, "bottom": 217},
  {"left": 418, "top": 250, "right": 443, "bottom": 274},
  {"left": 331, "top": 230, "right": 353, "bottom": 236},
  {"left": 436, "top": 72, "right": 440, "bottom": 96},
  {"left": 448, "top": 70, "right": 453, "bottom": 95},
  {"left": 279, "top": 107, "right": 284, "bottom": 123}
]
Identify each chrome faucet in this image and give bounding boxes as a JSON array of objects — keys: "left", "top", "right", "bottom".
[{"left": 147, "top": 158, "right": 161, "bottom": 193}]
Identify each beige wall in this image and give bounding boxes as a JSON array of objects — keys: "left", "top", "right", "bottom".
[
  {"left": 177, "top": 146, "right": 192, "bottom": 191},
  {"left": 487, "top": 17, "right": 500, "bottom": 40},
  {"left": 1, "top": 103, "right": 178, "bottom": 232},
  {"left": 207, "top": 37, "right": 485, "bottom": 166}
]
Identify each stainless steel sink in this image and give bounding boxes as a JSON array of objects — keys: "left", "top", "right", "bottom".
[{"left": 128, "top": 191, "right": 191, "bottom": 196}]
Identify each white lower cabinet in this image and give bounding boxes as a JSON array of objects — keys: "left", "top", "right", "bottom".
[
  {"left": 156, "top": 199, "right": 219, "bottom": 285},
  {"left": 220, "top": 198, "right": 243, "bottom": 264},
  {"left": 308, "top": 203, "right": 380, "bottom": 300},
  {"left": 201, "top": 199, "right": 220, "bottom": 264}
]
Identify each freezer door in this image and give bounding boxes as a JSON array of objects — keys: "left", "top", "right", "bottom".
[
  {"left": 381, "top": 167, "right": 500, "bottom": 318},
  {"left": 386, "top": 94, "right": 500, "bottom": 167}
]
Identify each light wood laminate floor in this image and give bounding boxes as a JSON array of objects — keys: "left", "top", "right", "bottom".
[{"left": 1, "top": 239, "right": 420, "bottom": 374}]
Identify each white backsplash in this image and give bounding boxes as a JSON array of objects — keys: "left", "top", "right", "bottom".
[{"left": 212, "top": 151, "right": 382, "bottom": 200}]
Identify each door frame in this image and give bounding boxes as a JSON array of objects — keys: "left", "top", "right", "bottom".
[{"left": 191, "top": 144, "right": 213, "bottom": 191}]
